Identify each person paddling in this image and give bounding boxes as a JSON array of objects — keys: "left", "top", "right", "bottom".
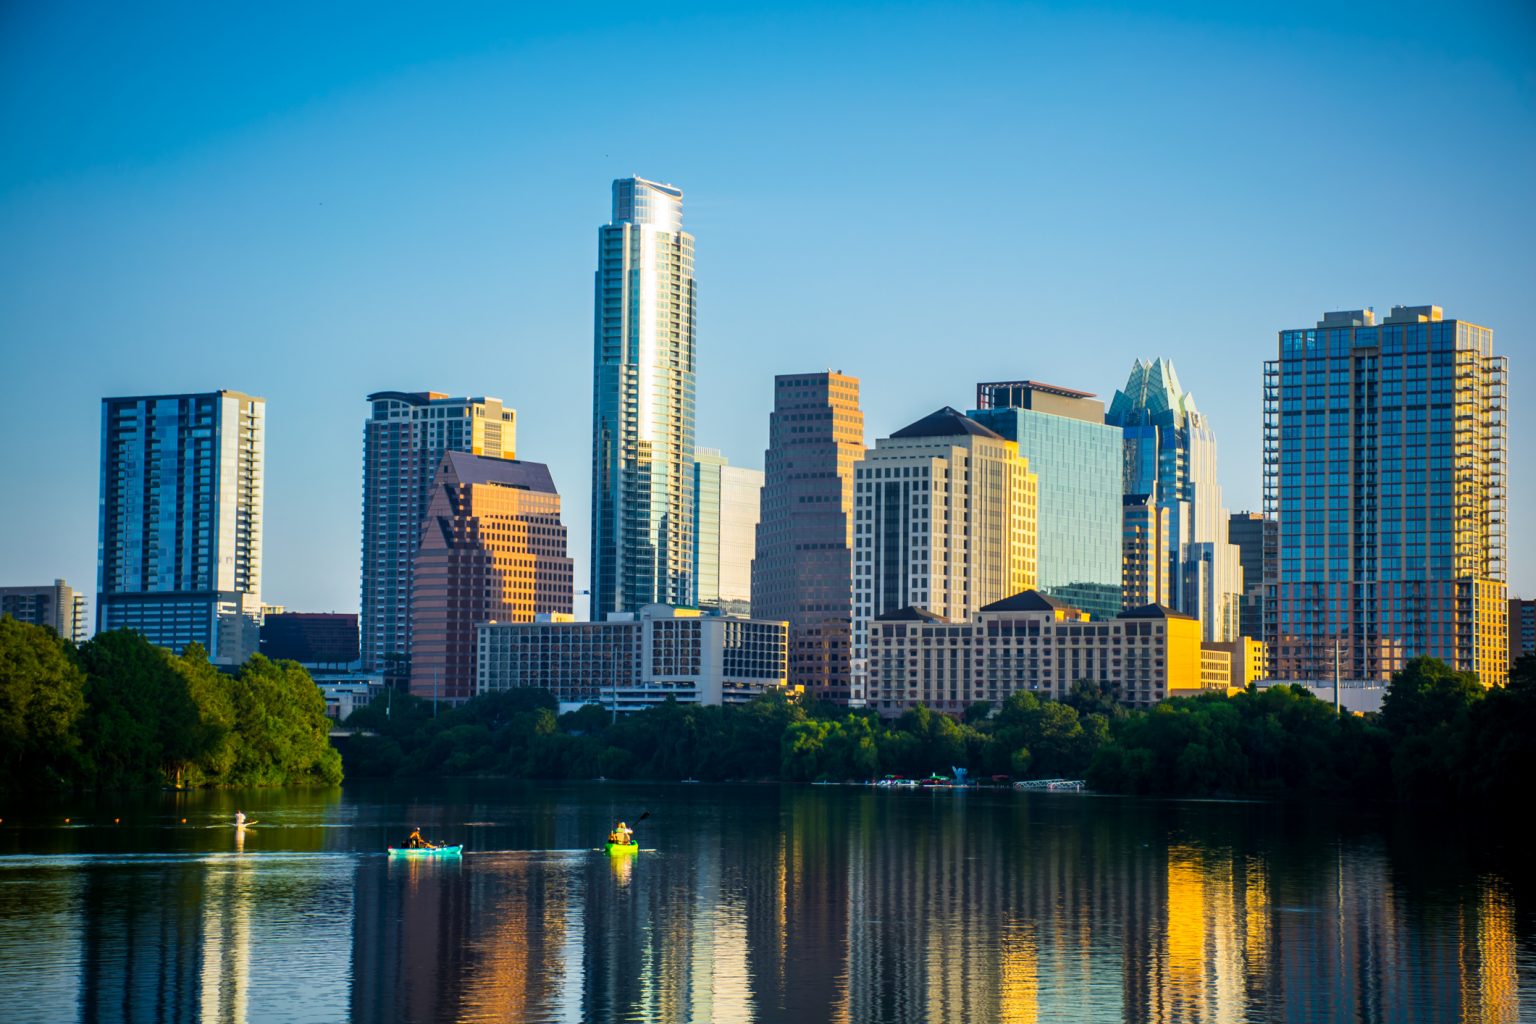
[
  {"left": 609, "top": 821, "right": 633, "bottom": 845},
  {"left": 407, "top": 826, "right": 436, "bottom": 850},
  {"left": 234, "top": 810, "right": 247, "bottom": 828}
]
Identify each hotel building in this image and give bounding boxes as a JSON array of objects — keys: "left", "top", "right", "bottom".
[
  {"left": 693, "top": 449, "right": 763, "bottom": 617},
  {"left": 751, "top": 372, "right": 866, "bottom": 702},
  {"left": 360, "top": 391, "right": 516, "bottom": 684},
  {"left": 865, "top": 590, "right": 1221, "bottom": 716},
  {"left": 409, "top": 451, "right": 572, "bottom": 702},
  {"left": 590, "top": 176, "right": 698, "bottom": 616},
  {"left": 1265, "top": 305, "right": 1507, "bottom": 686},
  {"left": 97, "top": 391, "right": 264, "bottom": 664},
  {"left": 852, "top": 408, "right": 1038, "bottom": 704},
  {"left": 476, "top": 605, "right": 788, "bottom": 712},
  {"left": 971, "top": 380, "right": 1123, "bottom": 621}
]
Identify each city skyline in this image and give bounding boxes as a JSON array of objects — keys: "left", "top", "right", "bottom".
[{"left": 2, "top": 2, "right": 1533, "bottom": 615}]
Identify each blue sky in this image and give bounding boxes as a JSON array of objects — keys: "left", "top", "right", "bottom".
[{"left": 2, "top": 0, "right": 1533, "bottom": 615}]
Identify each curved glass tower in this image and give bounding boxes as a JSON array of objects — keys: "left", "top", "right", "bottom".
[
  {"left": 1107, "top": 358, "right": 1242, "bottom": 641},
  {"left": 590, "top": 177, "right": 698, "bottom": 616}
]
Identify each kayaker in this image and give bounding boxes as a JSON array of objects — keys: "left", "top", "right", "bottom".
[
  {"left": 407, "top": 826, "right": 435, "bottom": 850},
  {"left": 611, "top": 821, "right": 633, "bottom": 845}
]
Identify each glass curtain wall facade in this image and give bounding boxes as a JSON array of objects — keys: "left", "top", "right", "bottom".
[
  {"left": 360, "top": 391, "right": 516, "bottom": 685},
  {"left": 1265, "top": 306, "right": 1508, "bottom": 686},
  {"left": 752, "top": 372, "right": 866, "bottom": 702},
  {"left": 97, "top": 391, "right": 264, "bottom": 664},
  {"left": 972, "top": 380, "right": 1122, "bottom": 620},
  {"left": 1107, "top": 359, "right": 1242, "bottom": 641},
  {"left": 693, "top": 449, "right": 763, "bottom": 617},
  {"left": 1228, "top": 512, "right": 1273, "bottom": 642},
  {"left": 590, "top": 177, "right": 698, "bottom": 617}
]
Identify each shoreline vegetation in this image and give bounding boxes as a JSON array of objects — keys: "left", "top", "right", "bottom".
[
  {"left": 342, "top": 654, "right": 1536, "bottom": 807},
  {"left": 0, "top": 616, "right": 341, "bottom": 798},
  {"left": 5, "top": 611, "right": 1531, "bottom": 809}
]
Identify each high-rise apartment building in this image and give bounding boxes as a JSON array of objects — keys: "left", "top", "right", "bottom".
[
  {"left": 409, "top": 452, "right": 572, "bottom": 703},
  {"left": 693, "top": 449, "right": 763, "bottom": 617},
  {"left": 1510, "top": 598, "right": 1535, "bottom": 667},
  {"left": 972, "top": 380, "right": 1122, "bottom": 620},
  {"left": 752, "top": 372, "right": 866, "bottom": 702},
  {"left": 97, "top": 391, "right": 264, "bottom": 664},
  {"left": 590, "top": 177, "right": 698, "bottom": 617},
  {"left": 852, "top": 408, "right": 1038, "bottom": 704},
  {"left": 1265, "top": 305, "right": 1508, "bottom": 686},
  {"left": 0, "top": 579, "right": 88, "bottom": 643},
  {"left": 360, "top": 391, "right": 516, "bottom": 684},
  {"left": 1228, "top": 511, "right": 1275, "bottom": 642},
  {"left": 1121, "top": 494, "right": 1170, "bottom": 609},
  {"left": 1107, "top": 359, "right": 1242, "bottom": 641}
]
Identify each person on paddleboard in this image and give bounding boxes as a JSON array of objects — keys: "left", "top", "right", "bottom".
[{"left": 235, "top": 810, "right": 246, "bottom": 828}]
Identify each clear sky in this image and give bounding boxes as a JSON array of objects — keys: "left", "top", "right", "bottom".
[{"left": 1, "top": 0, "right": 1532, "bottom": 616}]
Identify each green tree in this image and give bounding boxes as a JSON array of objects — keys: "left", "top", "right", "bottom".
[
  {"left": 77, "top": 630, "right": 207, "bottom": 788},
  {"left": 228, "top": 656, "right": 342, "bottom": 785},
  {"left": 0, "top": 615, "right": 87, "bottom": 793}
]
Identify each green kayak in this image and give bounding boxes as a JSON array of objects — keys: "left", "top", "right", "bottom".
[
  {"left": 605, "top": 841, "right": 638, "bottom": 855},
  {"left": 388, "top": 845, "right": 462, "bottom": 858}
]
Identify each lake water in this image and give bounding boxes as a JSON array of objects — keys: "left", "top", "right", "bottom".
[{"left": 0, "top": 781, "right": 1531, "bottom": 1023}]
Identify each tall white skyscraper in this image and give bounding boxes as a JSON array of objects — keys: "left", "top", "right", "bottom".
[
  {"left": 851, "top": 408, "right": 1038, "bottom": 704},
  {"left": 97, "top": 391, "right": 264, "bottom": 664},
  {"left": 590, "top": 177, "right": 698, "bottom": 617},
  {"left": 693, "top": 449, "right": 763, "bottom": 617},
  {"left": 1107, "top": 358, "right": 1242, "bottom": 642}
]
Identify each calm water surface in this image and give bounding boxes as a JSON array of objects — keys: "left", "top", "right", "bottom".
[{"left": 0, "top": 781, "right": 1532, "bottom": 1023}]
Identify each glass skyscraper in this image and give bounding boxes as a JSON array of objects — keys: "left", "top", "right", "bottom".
[
  {"left": 693, "top": 449, "right": 762, "bottom": 618},
  {"left": 971, "top": 380, "right": 1122, "bottom": 620},
  {"left": 1107, "top": 359, "right": 1242, "bottom": 642},
  {"left": 360, "top": 390, "right": 516, "bottom": 684},
  {"left": 97, "top": 390, "right": 264, "bottom": 664},
  {"left": 1265, "top": 305, "right": 1507, "bottom": 686},
  {"left": 590, "top": 177, "right": 698, "bottom": 616}
]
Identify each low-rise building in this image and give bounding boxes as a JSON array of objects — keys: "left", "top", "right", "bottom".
[
  {"left": 865, "top": 590, "right": 1208, "bottom": 715},
  {"left": 1204, "top": 637, "right": 1268, "bottom": 688},
  {"left": 1, "top": 579, "right": 88, "bottom": 642},
  {"left": 476, "top": 605, "right": 789, "bottom": 713},
  {"left": 260, "top": 612, "right": 359, "bottom": 668}
]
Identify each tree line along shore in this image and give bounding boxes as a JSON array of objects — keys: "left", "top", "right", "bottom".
[{"left": 5, "top": 612, "right": 1532, "bottom": 807}]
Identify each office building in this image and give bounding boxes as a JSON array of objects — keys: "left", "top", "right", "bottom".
[
  {"left": 1510, "top": 598, "right": 1535, "bottom": 666},
  {"left": 476, "top": 606, "right": 788, "bottom": 712},
  {"left": 97, "top": 391, "right": 264, "bottom": 664},
  {"left": 409, "top": 452, "right": 572, "bottom": 703},
  {"left": 752, "top": 372, "right": 865, "bottom": 702},
  {"left": 852, "top": 407, "right": 1038, "bottom": 704},
  {"left": 590, "top": 176, "right": 698, "bottom": 617},
  {"left": 1228, "top": 511, "right": 1274, "bottom": 643},
  {"left": 0, "top": 579, "right": 88, "bottom": 643},
  {"left": 1122, "top": 494, "right": 1171, "bottom": 609},
  {"left": 972, "top": 380, "right": 1122, "bottom": 620},
  {"left": 865, "top": 591, "right": 1217, "bottom": 715},
  {"left": 1265, "top": 306, "right": 1508, "bottom": 686},
  {"left": 1107, "top": 358, "right": 1242, "bottom": 641},
  {"left": 360, "top": 391, "right": 516, "bottom": 685},
  {"left": 260, "top": 612, "right": 359, "bottom": 667},
  {"left": 693, "top": 449, "right": 763, "bottom": 617}
]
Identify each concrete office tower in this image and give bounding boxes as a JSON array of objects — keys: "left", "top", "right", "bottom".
[
  {"left": 409, "top": 452, "right": 572, "bottom": 703},
  {"left": 1228, "top": 512, "right": 1275, "bottom": 642},
  {"left": 693, "top": 449, "right": 763, "bottom": 617},
  {"left": 971, "top": 380, "right": 1122, "bottom": 620},
  {"left": 360, "top": 391, "right": 516, "bottom": 685},
  {"left": 1121, "top": 494, "right": 1170, "bottom": 608},
  {"left": 1107, "top": 359, "right": 1242, "bottom": 641},
  {"left": 851, "top": 408, "right": 1038, "bottom": 704},
  {"left": 0, "top": 579, "right": 88, "bottom": 642},
  {"left": 97, "top": 391, "right": 264, "bottom": 664},
  {"left": 752, "top": 372, "right": 865, "bottom": 702},
  {"left": 590, "top": 177, "right": 698, "bottom": 617},
  {"left": 1265, "top": 305, "right": 1508, "bottom": 686}
]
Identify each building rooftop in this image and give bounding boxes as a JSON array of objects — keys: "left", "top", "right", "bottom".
[
  {"left": 979, "top": 590, "right": 1081, "bottom": 614},
  {"left": 874, "top": 606, "right": 947, "bottom": 622},
  {"left": 889, "top": 406, "right": 1004, "bottom": 441},
  {"left": 442, "top": 451, "right": 556, "bottom": 493},
  {"left": 1119, "top": 603, "right": 1197, "bottom": 621}
]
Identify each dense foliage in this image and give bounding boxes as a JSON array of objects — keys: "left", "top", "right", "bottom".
[
  {"left": 0, "top": 616, "right": 342, "bottom": 796},
  {"left": 341, "top": 654, "right": 1536, "bottom": 807}
]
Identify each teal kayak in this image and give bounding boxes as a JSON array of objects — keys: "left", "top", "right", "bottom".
[{"left": 388, "top": 845, "right": 462, "bottom": 858}]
